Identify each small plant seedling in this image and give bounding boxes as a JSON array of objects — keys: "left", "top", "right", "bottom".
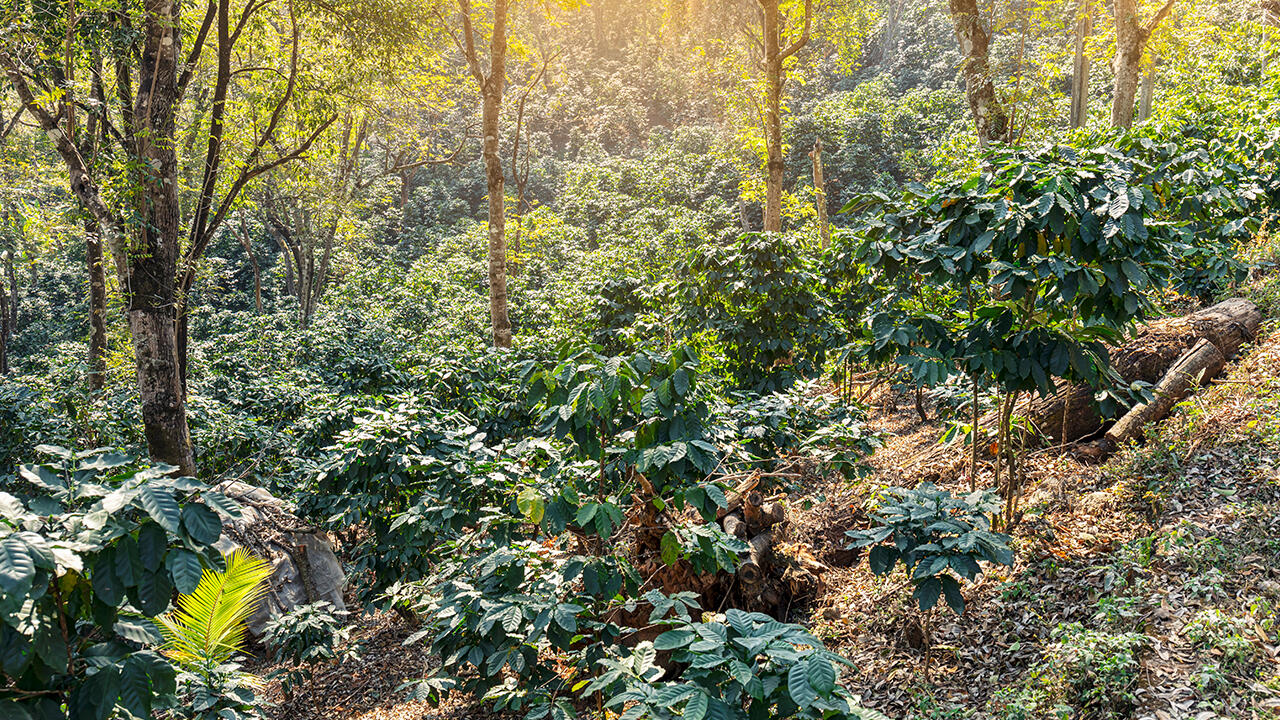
[{"left": 846, "top": 483, "right": 1013, "bottom": 614}]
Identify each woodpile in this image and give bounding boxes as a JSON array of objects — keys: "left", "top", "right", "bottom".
[{"left": 714, "top": 475, "right": 829, "bottom": 616}]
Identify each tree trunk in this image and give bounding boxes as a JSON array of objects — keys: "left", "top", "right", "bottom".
[
  {"left": 809, "top": 139, "right": 829, "bottom": 249},
  {"left": 5, "top": 253, "right": 16, "bottom": 331},
  {"left": 948, "top": 0, "right": 1009, "bottom": 145},
  {"left": 1103, "top": 339, "right": 1224, "bottom": 446},
  {"left": 125, "top": 0, "right": 196, "bottom": 475},
  {"left": 761, "top": 0, "right": 785, "bottom": 233},
  {"left": 1111, "top": 0, "right": 1174, "bottom": 128},
  {"left": 1069, "top": 0, "right": 1092, "bottom": 128},
  {"left": 756, "top": 0, "right": 809, "bottom": 233},
  {"left": 482, "top": 0, "right": 513, "bottom": 348},
  {"left": 0, "top": 272, "right": 8, "bottom": 375},
  {"left": 1029, "top": 298, "right": 1260, "bottom": 444},
  {"left": 236, "top": 218, "right": 262, "bottom": 313},
  {"left": 1138, "top": 62, "right": 1157, "bottom": 122},
  {"left": 884, "top": 0, "right": 903, "bottom": 63},
  {"left": 85, "top": 215, "right": 107, "bottom": 392},
  {"left": 593, "top": 0, "right": 609, "bottom": 56}
]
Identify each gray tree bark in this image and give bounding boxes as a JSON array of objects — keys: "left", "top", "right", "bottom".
[
  {"left": 1111, "top": 0, "right": 1174, "bottom": 128},
  {"left": 757, "top": 0, "right": 810, "bottom": 233},
  {"left": 948, "top": 0, "right": 1009, "bottom": 145},
  {"left": 1069, "top": 0, "right": 1092, "bottom": 128}
]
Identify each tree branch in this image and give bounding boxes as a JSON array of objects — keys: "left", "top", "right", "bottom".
[
  {"left": 780, "top": 0, "right": 813, "bottom": 61},
  {"left": 177, "top": 0, "right": 217, "bottom": 102},
  {"left": 1143, "top": 0, "right": 1176, "bottom": 37}
]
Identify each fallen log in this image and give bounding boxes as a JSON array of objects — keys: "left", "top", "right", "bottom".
[
  {"left": 750, "top": 502, "right": 785, "bottom": 533},
  {"left": 716, "top": 476, "right": 760, "bottom": 520},
  {"left": 737, "top": 533, "right": 773, "bottom": 586},
  {"left": 722, "top": 512, "right": 748, "bottom": 539},
  {"left": 1031, "top": 298, "right": 1260, "bottom": 443},
  {"left": 742, "top": 490, "right": 763, "bottom": 528},
  {"left": 1078, "top": 339, "right": 1226, "bottom": 458}
]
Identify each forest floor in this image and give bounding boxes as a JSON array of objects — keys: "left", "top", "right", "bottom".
[
  {"left": 255, "top": 276, "right": 1280, "bottom": 720},
  {"left": 790, "top": 277, "right": 1280, "bottom": 719}
]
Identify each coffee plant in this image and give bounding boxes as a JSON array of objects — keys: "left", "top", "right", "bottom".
[
  {"left": 0, "top": 447, "right": 237, "bottom": 719},
  {"left": 846, "top": 483, "right": 1012, "bottom": 614}
]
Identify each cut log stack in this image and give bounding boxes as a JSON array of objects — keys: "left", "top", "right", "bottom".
[{"left": 715, "top": 476, "right": 817, "bottom": 615}]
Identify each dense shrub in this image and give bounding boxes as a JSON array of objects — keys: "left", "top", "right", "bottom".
[{"left": 0, "top": 448, "right": 237, "bottom": 718}]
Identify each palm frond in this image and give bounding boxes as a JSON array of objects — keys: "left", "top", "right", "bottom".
[{"left": 157, "top": 549, "right": 273, "bottom": 666}]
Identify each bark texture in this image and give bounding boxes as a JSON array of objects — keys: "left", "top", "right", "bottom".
[
  {"left": 1029, "top": 298, "right": 1261, "bottom": 444},
  {"left": 85, "top": 216, "right": 107, "bottom": 392},
  {"left": 1111, "top": 0, "right": 1175, "bottom": 128},
  {"left": 810, "top": 139, "right": 829, "bottom": 249},
  {"left": 948, "top": 0, "right": 1009, "bottom": 144},
  {"left": 1069, "top": 0, "right": 1092, "bottom": 128},
  {"left": 1103, "top": 339, "right": 1225, "bottom": 446},
  {"left": 127, "top": 0, "right": 197, "bottom": 475},
  {"left": 757, "top": 0, "right": 810, "bottom": 233},
  {"left": 458, "top": 0, "right": 513, "bottom": 347},
  {"left": 1138, "top": 63, "right": 1157, "bottom": 122},
  {"left": 0, "top": 263, "right": 8, "bottom": 375}
]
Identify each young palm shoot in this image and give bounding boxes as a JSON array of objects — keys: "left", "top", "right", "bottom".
[{"left": 157, "top": 549, "right": 273, "bottom": 719}]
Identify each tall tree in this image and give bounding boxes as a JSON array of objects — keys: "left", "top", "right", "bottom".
[
  {"left": 947, "top": 0, "right": 1009, "bottom": 145},
  {"left": 1110, "top": 0, "right": 1176, "bottom": 127},
  {"left": 448, "top": 0, "right": 514, "bottom": 348},
  {"left": 809, "top": 138, "right": 829, "bottom": 249},
  {"left": 1, "top": 0, "right": 331, "bottom": 474},
  {"left": 756, "top": 0, "right": 811, "bottom": 233},
  {"left": 1069, "top": 0, "right": 1093, "bottom": 128}
]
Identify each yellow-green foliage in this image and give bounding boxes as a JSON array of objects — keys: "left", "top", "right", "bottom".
[{"left": 158, "top": 550, "right": 272, "bottom": 667}]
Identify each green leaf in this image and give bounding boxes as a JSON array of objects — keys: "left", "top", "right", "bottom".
[
  {"left": 517, "top": 487, "right": 546, "bottom": 525},
  {"left": 137, "top": 487, "right": 181, "bottom": 534},
  {"left": 115, "top": 618, "right": 164, "bottom": 645},
  {"left": 806, "top": 654, "right": 836, "bottom": 695},
  {"left": 92, "top": 551, "right": 123, "bottom": 607},
  {"left": 787, "top": 660, "right": 817, "bottom": 708},
  {"left": 940, "top": 574, "right": 966, "bottom": 614},
  {"left": 72, "top": 665, "right": 120, "bottom": 720},
  {"left": 133, "top": 569, "right": 173, "bottom": 617},
  {"left": 200, "top": 491, "right": 242, "bottom": 519},
  {"left": 119, "top": 654, "right": 155, "bottom": 717},
  {"left": 867, "top": 545, "right": 898, "bottom": 575},
  {"left": 913, "top": 576, "right": 943, "bottom": 611},
  {"left": 653, "top": 630, "right": 694, "bottom": 650},
  {"left": 0, "top": 536, "right": 35, "bottom": 594},
  {"left": 136, "top": 523, "right": 167, "bottom": 570},
  {"left": 683, "top": 691, "right": 709, "bottom": 720},
  {"left": 673, "top": 369, "right": 690, "bottom": 396},
  {"left": 660, "top": 531, "right": 682, "bottom": 567},
  {"left": 164, "top": 548, "right": 203, "bottom": 594},
  {"left": 181, "top": 504, "right": 222, "bottom": 545}
]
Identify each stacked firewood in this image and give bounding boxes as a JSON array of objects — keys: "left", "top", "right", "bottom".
[{"left": 716, "top": 476, "right": 829, "bottom": 616}]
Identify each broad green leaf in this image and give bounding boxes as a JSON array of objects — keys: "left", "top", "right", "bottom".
[
  {"left": 787, "top": 660, "right": 817, "bottom": 708},
  {"left": 165, "top": 549, "right": 203, "bottom": 594},
  {"left": 137, "top": 487, "right": 181, "bottom": 534},
  {"left": 0, "top": 536, "right": 35, "bottom": 594},
  {"left": 181, "top": 504, "right": 222, "bottom": 545}
]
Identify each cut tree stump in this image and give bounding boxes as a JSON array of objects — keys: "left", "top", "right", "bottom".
[
  {"left": 737, "top": 533, "right": 773, "bottom": 586},
  {"left": 723, "top": 512, "right": 748, "bottom": 539},
  {"left": 1030, "top": 298, "right": 1260, "bottom": 443}
]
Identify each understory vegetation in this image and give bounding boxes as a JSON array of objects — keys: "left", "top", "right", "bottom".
[{"left": 3, "top": 0, "right": 1280, "bottom": 718}]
